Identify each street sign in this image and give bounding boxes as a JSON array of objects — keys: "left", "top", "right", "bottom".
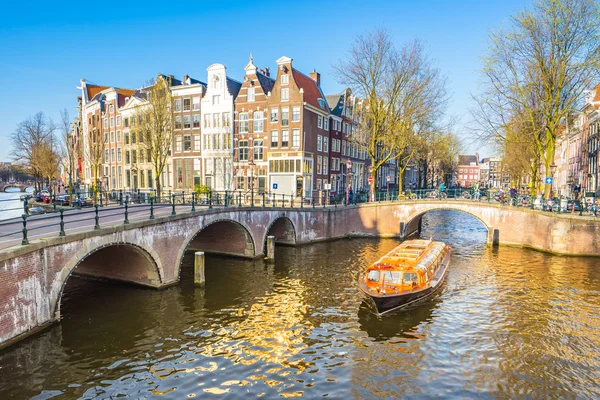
[
  {"left": 368, "top": 176, "right": 374, "bottom": 184},
  {"left": 386, "top": 175, "right": 391, "bottom": 182},
  {"left": 272, "top": 183, "right": 278, "bottom": 189},
  {"left": 545, "top": 177, "right": 553, "bottom": 185}
]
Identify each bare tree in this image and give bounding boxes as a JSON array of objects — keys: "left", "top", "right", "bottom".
[
  {"left": 135, "top": 74, "right": 173, "bottom": 198},
  {"left": 11, "top": 112, "right": 59, "bottom": 193},
  {"left": 336, "top": 30, "right": 448, "bottom": 197},
  {"left": 474, "top": 0, "right": 600, "bottom": 197}
]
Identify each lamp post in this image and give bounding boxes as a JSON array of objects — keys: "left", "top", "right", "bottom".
[
  {"left": 249, "top": 158, "right": 256, "bottom": 207},
  {"left": 550, "top": 162, "right": 557, "bottom": 200}
]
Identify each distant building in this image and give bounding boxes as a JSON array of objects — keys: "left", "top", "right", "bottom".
[{"left": 457, "top": 155, "right": 480, "bottom": 188}]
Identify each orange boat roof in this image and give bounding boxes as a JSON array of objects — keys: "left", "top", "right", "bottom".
[{"left": 371, "top": 239, "right": 445, "bottom": 271}]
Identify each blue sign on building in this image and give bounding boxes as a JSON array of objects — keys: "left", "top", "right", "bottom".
[
  {"left": 272, "top": 183, "right": 278, "bottom": 190},
  {"left": 545, "top": 177, "right": 553, "bottom": 185}
]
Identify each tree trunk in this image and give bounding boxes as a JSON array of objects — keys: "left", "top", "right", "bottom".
[{"left": 544, "top": 139, "right": 555, "bottom": 199}]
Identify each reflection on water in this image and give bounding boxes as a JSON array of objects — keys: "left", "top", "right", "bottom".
[{"left": 1, "top": 210, "right": 599, "bottom": 398}]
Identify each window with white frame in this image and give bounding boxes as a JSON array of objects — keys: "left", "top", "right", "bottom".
[
  {"left": 204, "top": 114, "right": 210, "bottom": 128},
  {"left": 117, "top": 148, "right": 122, "bottom": 162},
  {"left": 117, "top": 130, "right": 121, "bottom": 142},
  {"left": 323, "top": 157, "right": 328, "bottom": 175},
  {"left": 281, "top": 74, "right": 289, "bottom": 85},
  {"left": 324, "top": 118, "right": 329, "bottom": 131},
  {"left": 175, "top": 116, "right": 182, "bottom": 129},
  {"left": 183, "top": 98, "right": 191, "bottom": 111},
  {"left": 323, "top": 137, "right": 329, "bottom": 152},
  {"left": 184, "top": 115, "right": 191, "bottom": 129},
  {"left": 317, "top": 135, "right": 322, "bottom": 152},
  {"left": 110, "top": 117, "right": 114, "bottom": 128},
  {"left": 193, "top": 97, "right": 200, "bottom": 110},
  {"left": 238, "top": 140, "right": 249, "bottom": 161},
  {"left": 213, "top": 113, "right": 220, "bottom": 128},
  {"left": 175, "top": 136, "right": 182, "bottom": 152},
  {"left": 110, "top": 132, "right": 115, "bottom": 143},
  {"left": 247, "top": 87, "right": 255, "bottom": 102},
  {"left": 109, "top": 105, "right": 114, "bottom": 113},
  {"left": 223, "top": 112, "right": 231, "bottom": 127},
  {"left": 194, "top": 135, "right": 201, "bottom": 151},
  {"left": 292, "top": 106, "right": 300, "bottom": 122},
  {"left": 317, "top": 155, "right": 322, "bottom": 174},
  {"left": 271, "top": 108, "right": 279, "bottom": 123},
  {"left": 174, "top": 99, "right": 181, "bottom": 111},
  {"left": 253, "top": 139, "right": 263, "bottom": 160},
  {"left": 270, "top": 130, "right": 278, "bottom": 148},
  {"left": 116, "top": 115, "right": 121, "bottom": 126},
  {"left": 281, "top": 130, "right": 289, "bottom": 147},
  {"left": 317, "top": 116, "right": 323, "bottom": 129},
  {"left": 292, "top": 129, "right": 300, "bottom": 147},
  {"left": 239, "top": 113, "right": 249, "bottom": 133},
  {"left": 193, "top": 114, "right": 200, "bottom": 128},
  {"left": 212, "top": 95, "right": 220, "bottom": 105},
  {"left": 194, "top": 158, "right": 201, "bottom": 171},
  {"left": 281, "top": 88, "right": 289, "bottom": 101},
  {"left": 253, "top": 111, "right": 264, "bottom": 132},
  {"left": 281, "top": 107, "right": 289, "bottom": 126}
]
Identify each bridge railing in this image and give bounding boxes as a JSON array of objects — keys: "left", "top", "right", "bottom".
[{"left": 0, "top": 188, "right": 596, "bottom": 249}]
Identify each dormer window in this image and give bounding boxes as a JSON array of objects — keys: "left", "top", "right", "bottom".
[{"left": 281, "top": 74, "right": 289, "bottom": 85}]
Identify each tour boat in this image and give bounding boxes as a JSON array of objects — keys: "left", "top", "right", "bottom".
[{"left": 359, "top": 239, "right": 451, "bottom": 314}]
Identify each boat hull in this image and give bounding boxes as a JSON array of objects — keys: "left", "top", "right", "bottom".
[{"left": 361, "top": 247, "right": 451, "bottom": 314}]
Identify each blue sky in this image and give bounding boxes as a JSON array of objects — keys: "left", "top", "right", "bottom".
[{"left": 0, "top": 0, "right": 530, "bottom": 161}]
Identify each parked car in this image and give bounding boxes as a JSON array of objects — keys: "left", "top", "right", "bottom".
[
  {"left": 29, "top": 206, "right": 46, "bottom": 215},
  {"left": 55, "top": 195, "right": 70, "bottom": 206},
  {"left": 72, "top": 197, "right": 90, "bottom": 207},
  {"left": 41, "top": 192, "right": 53, "bottom": 204}
]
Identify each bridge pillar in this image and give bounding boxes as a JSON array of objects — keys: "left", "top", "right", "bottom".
[
  {"left": 194, "top": 251, "right": 205, "bottom": 286},
  {"left": 266, "top": 235, "right": 275, "bottom": 262},
  {"left": 399, "top": 222, "right": 406, "bottom": 241},
  {"left": 488, "top": 228, "right": 499, "bottom": 247}
]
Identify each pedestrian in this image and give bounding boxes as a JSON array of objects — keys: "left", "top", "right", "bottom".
[
  {"left": 349, "top": 188, "right": 354, "bottom": 204},
  {"left": 474, "top": 182, "right": 480, "bottom": 201}
]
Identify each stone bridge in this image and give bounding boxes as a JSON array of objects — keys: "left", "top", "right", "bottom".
[
  {"left": 0, "top": 183, "right": 30, "bottom": 193},
  {"left": 1, "top": 201, "right": 599, "bottom": 349}
]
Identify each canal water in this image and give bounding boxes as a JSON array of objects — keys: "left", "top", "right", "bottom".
[{"left": 1, "top": 210, "right": 599, "bottom": 398}]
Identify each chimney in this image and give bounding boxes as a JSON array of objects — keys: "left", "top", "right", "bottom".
[
  {"left": 265, "top": 67, "right": 270, "bottom": 77},
  {"left": 183, "top": 74, "right": 189, "bottom": 84},
  {"left": 310, "top": 70, "right": 320, "bottom": 86}
]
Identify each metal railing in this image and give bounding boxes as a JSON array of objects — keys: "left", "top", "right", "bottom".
[{"left": 0, "top": 188, "right": 597, "bottom": 249}]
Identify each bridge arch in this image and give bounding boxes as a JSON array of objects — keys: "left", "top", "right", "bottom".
[
  {"left": 263, "top": 215, "right": 297, "bottom": 250},
  {"left": 52, "top": 241, "right": 163, "bottom": 320},
  {"left": 403, "top": 204, "right": 492, "bottom": 238},
  {"left": 176, "top": 218, "right": 257, "bottom": 279}
]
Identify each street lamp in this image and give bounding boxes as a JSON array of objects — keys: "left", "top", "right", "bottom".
[
  {"left": 550, "top": 162, "right": 557, "bottom": 199},
  {"left": 249, "top": 158, "right": 256, "bottom": 207}
]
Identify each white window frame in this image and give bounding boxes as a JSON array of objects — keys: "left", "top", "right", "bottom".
[
  {"left": 281, "top": 74, "right": 289, "bottom": 85},
  {"left": 281, "top": 88, "right": 289, "bottom": 101},
  {"left": 247, "top": 87, "right": 255, "bottom": 102}
]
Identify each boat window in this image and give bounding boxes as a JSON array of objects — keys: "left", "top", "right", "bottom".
[
  {"left": 367, "top": 270, "right": 380, "bottom": 282},
  {"left": 403, "top": 272, "right": 418, "bottom": 286},
  {"left": 383, "top": 271, "right": 402, "bottom": 284}
]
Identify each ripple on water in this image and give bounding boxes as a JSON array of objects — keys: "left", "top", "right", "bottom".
[{"left": 1, "top": 210, "right": 600, "bottom": 398}]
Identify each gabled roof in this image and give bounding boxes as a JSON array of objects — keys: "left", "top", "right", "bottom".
[
  {"left": 256, "top": 71, "right": 275, "bottom": 95},
  {"left": 458, "top": 155, "right": 479, "bottom": 166},
  {"left": 226, "top": 77, "right": 242, "bottom": 98},
  {"left": 86, "top": 84, "right": 110, "bottom": 101},
  {"left": 326, "top": 94, "right": 344, "bottom": 117},
  {"left": 117, "top": 89, "right": 135, "bottom": 108},
  {"left": 292, "top": 69, "right": 330, "bottom": 113}
]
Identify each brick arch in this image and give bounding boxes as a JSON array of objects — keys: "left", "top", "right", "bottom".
[
  {"left": 403, "top": 204, "right": 492, "bottom": 238},
  {"left": 175, "top": 218, "right": 257, "bottom": 280},
  {"left": 51, "top": 241, "right": 163, "bottom": 320},
  {"left": 263, "top": 215, "right": 297, "bottom": 249}
]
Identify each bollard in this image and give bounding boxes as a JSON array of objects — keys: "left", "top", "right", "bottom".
[
  {"left": 194, "top": 251, "right": 205, "bottom": 286},
  {"left": 209, "top": 192, "right": 213, "bottom": 209},
  {"left": 171, "top": 194, "right": 176, "bottom": 216},
  {"left": 53, "top": 194, "right": 56, "bottom": 211},
  {"left": 99, "top": 192, "right": 103, "bottom": 207},
  {"left": 282, "top": 194, "right": 285, "bottom": 208},
  {"left": 399, "top": 222, "right": 406, "bottom": 241},
  {"left": 489, "top": 227, "right": 499, "bottom": 247},
  {"left": 94, "top": 204, "right": 100, "bottom": 230},
  {"left": 263, "top": 192, "right": 266, "bottom": 208},
  {"left": 224, "top": 191, "right": 229, "bottom": 208},
  {"left": 59, "top": 209, "right": 65, "bottom": 236},
  {"left": 579, "top": 200, "right": 583, "bottom": 217},
  {"left": 266, "top": 235, "right": 275, "bottom": 262},
  {"left": 124, "top": 201, "right": 129, "bottom": 224},
  {"left": 191, "top": 192, "right": 196, "bottom": 212},
  {"left": 149, "top": 197, "right": 155, "bottom": 219},
  {"left": 21, "top": 215, "right": 28, "bottom": 245},
  {"left": 119, "top": 189, "right": 123, "bottom": 205}
]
